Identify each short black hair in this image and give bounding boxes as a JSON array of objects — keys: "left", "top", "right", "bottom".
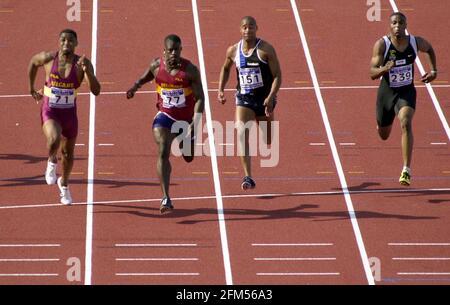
[
  {"left": 59, "top": 29, "right": 78, "bottom": 40},
  {"left": 240, "top": 16, "right": 257, "bottom": 26},
  {"left": 164, "top": 34, "right": 181, "bottom": 45},
  {"left": 389, "top": 12, "right": 407, "bottom": 21}
]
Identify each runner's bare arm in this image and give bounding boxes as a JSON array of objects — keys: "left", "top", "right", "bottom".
[
  {"left": 126, "top": 58, "right": 159, "bottom": 99},
  {"left": 263, "top": 43, "right": 282, "bottom": 116},
  {"left": 416, "top": 36, "right": 437, "bottom": 83},
  {"left": 189, "top": 64, "right": 205, "bottom": 137},
  {"left": 28, "top": 51, "right": 54, "bottom": 102},
  {"left": 370, "top": 39, "right": 394, "bottom": 80},
  {"left": 78, "top": 55, "right": 101, "bottom": 96},
  {"left": 217, "top": 45, "right": 236, "bottom": 104}
]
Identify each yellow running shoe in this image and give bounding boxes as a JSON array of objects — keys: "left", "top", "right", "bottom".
[{"left": 399, "top": 171, "right": 411, "bottom": 186}]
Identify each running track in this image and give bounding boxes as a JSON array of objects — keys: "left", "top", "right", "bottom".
[{"left": 0, "top": 0, "right": 449, "bottom": 285}]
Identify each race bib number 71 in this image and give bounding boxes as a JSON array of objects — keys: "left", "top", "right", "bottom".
[{"left": 48, "top": 87, "right": 76, "bottom": 108}]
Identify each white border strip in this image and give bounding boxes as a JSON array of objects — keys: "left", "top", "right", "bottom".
[
  {"left": 84, "top": 0, "right": 98, "bottom": 286},
  {"left": 389, "top": 0, "right": 450, "bottom": 141},
  {"left": 2, "top": 187, "right": 450, "bottom": 210},
  {"left": 2, "top": 84, "right": 449, "bottom": 99},
  {"left": 290, "top": 0, "right": 374, "bottom": 285},
  {"left": 115, "top": 243, "right": 197, "bottom": 247},
  {"left": 191, "top": 0, "right": 232, "bottom": 285}
]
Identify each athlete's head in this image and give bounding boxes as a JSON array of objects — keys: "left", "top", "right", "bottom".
[
  {"left": 389, "top": 12, "right": 407, "bottom": 39},
  {"left": 240, "top": 16, "right": 258, "bottom": 42},
  {"left": 164, "top": 34, "right": 182, "bottom": 67},
  {"left": 59, "top": 29, "right": 78, "bottom": 55}
]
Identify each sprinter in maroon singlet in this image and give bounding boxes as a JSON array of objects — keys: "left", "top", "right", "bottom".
[
  {"left": 126, "top": 34, "right": 205, "bottom": 214},
  {"left": 28, "top": 29, "right": 101, "bottom": 205}
]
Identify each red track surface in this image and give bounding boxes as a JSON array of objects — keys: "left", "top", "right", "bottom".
[{"left": 0, "top": 0, "right": 449, "bottom": 285}]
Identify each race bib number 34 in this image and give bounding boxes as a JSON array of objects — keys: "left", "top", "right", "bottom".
[
  {"left": 239, "top": 67, "right": 264, "bottom": 91},
  {"left": 161, "top": 88, "right": 186, "bottom": 108},
  {"left": 389, "top": 64, "right": 413, "bottom": 88},
  {"left": 48, "top": 87, "right": 76, "bottom": 108}
]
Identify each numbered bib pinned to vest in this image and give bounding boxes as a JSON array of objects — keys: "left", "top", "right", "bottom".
[
  {"left": 239, "top": 67, "right": 264, "bottom": 93},
  {"left": 389, "top": 64, "right": 413, "bottom": 88},
  {"left": 44, "top": 86, "right": 77, "bottom": 108},
  {"left": 161, "top": 88, "right": 186, "bottom": 108}
]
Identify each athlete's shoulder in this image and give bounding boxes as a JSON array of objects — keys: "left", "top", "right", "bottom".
[
  {"left": 184, "top": 59, "right": 200, "bottom": 77},
  {"left": 149, "top": 57, "right": 161, "bottom": 71},
  {"left": 226, "top": 43, "right": 239, "bottom": 58},
  {"left": 258, "top": 39, "right": 274, "bottom": 50},
  {"left": 373, "top": 37, "right": 387, "bottom": 53}
]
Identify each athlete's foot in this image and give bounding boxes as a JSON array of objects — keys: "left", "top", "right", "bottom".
[
  {"left": 57, "top": 177, "right": 72, "bottom": 205},
  {"left": 45, "top": 161, "right": 57, "bottom": 185},
  {"left": 399, "top": 171, "right": 411, "bottom": 186},
  {"left": 160, "top": 197, "right": 174, "bottom": 214},
  {"left": 241, "top": 176, "right": 256, "bottom": 190}
]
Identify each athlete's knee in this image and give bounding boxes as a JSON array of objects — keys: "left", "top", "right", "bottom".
[
  {"left": 61, "top": 149, "right": 74, "bottom": 162},
  {"left": 377, "top": 125, "right": 390, "bottom": 140},
  {"left": 158, "top": 142, "right": 171, "bottom": 160},
  {"left": 399, "top": 117, "right": 412, "bottom": 133},
  {"left": 46, "top": 134, "right": 61, "bottom": 150}
]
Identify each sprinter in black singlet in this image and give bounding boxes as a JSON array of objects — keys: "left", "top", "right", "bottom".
[
  {"left": 370, "top": 12, "right": 437, "bottom": 186},
  {"left": 218, "top": 16, "right": 282, "bottom": 190}
]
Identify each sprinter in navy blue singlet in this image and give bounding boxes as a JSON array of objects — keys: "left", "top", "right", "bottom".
[
  {"left": 218, "top": 16, "right": 282, "bottom": 190},
  {"left": 370, "top": 12, "right": 437, "bottom": 186}
]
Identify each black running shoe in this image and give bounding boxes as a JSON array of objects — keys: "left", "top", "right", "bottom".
[
  {"left": 160, "top": 197, "right": 174, "bottom": 213},
  {"left": 241, "top": 176, "right": 256, "bottom": 190}
]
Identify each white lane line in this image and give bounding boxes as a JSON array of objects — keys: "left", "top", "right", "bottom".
[
  {"left": 254, "top": 257, "right": 336, "bottom": 261},
  {"left": 0, "top": 258, "right": 60, "bottom": 262},
  {"left": 192, "top": 0, "right": 232, "bottom": 285},
  {"left": 116, "top": 273, "right": 199, "bottom": 276},
  {"left": 309, "top": 142, "right": 326, "bottom": 146},
  {"left": 3, "top": 84, "right": 449, "bottom": 99},
  {"left": 0, "top": 244, "right": 60, "bottom": 247},
  {"left": 252, "top": 243, "right": 333, "bottom": 247},
  {"left": 257, "top": 272, "right": 340, "bottom": 276},
  {"left": 389, "top": 243, "right": 450, "bottom": 246},
  {"left": 3, "top": 187, "right": 450, "bottom": 210},
  {"left": 98, "top": 143, "right": 114, "bottom": 146},
  {"left": 0, "top": 273, "right": 59, "bottom": 277},
  {"left": 398, "top": 272, "right": 450, "bottom": 276},
  {"left": 430, "top": 142, "right": 447, "bottom": 145},
  {"left": 290, "top": 0, "right": 374, "bottom": 285},
  {"left": 393, "top": 257, "right": 450, "bottom": 261},
  {"left": 339, "top": 143, "right": 356, "bottom": 146},
  {"left": 115, "top": 243, "right": 197, "bottom": 247},
  {"left": 116, "top": 258, "right": 198, "bottom": 261},
  {"left": 84, "top": 0, "right": 98, "bottom": 286},
  {"left": 389, "top": 0, "right": 450, "bottom": 142}
]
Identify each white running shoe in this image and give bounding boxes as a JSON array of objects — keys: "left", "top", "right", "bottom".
[
  {"left": 57, "top": 177, "right": 72, "bottom": 205},
  {"left": 45, "top": 161, "right": 57, "bottom": 185}
]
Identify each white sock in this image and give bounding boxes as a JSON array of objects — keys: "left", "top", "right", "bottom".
[{"left": 402, "top": 166, "right": 411, "bottom": 174}]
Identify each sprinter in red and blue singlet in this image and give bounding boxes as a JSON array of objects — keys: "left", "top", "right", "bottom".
[
  {"left": 28, "top": 29, "right": 101, "bottom": 205},
  {"left": 126, "top": 34, "right": 205, "bottom": 214}
]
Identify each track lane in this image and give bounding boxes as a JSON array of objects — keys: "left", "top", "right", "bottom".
[
  {"left": 298, "top": 0, "right": 450, "bottom": 284},
  {"left": 90, "top": 0, "right": 225, "bottom": 284},
  {"left": 197, "top": 0, "right": 369, "bottom": 284},
  {"left": 0, "top": 0, "right": 94, "bottom": 284}
]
